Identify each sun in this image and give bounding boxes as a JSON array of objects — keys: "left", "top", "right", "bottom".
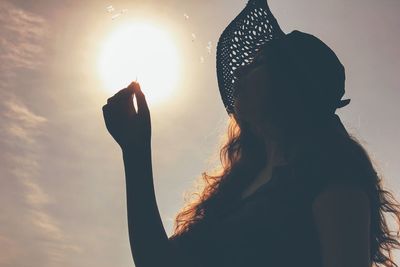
[{"left": 98, "top": 21, "right": 181, "bottom": 105}]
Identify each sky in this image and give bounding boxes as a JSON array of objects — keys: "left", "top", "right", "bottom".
[{"left": 0, "top": 0, "right": 399, "bottom": 266}]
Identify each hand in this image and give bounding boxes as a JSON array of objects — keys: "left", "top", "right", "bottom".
[{"left": 102, "top": 81, "right": 151, "bottom": 151}]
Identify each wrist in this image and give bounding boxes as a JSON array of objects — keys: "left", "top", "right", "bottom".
[
  {"left": 121, "top": 142, "right": 151, "bottom": 153},
  {"left": 121, "top": 144, "right": 152, "bottom": 165}
]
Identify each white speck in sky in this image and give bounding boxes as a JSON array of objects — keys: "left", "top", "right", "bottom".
[
  {"left": 111, "top": 13, "right": 121, "bottom": 20},
  {"left": 206, "top": 41, "right": 212, "bottom": 54},
  {"left": 106, "top": 5, "right": 114, "bottom": 13},
  {"left": 107, "top": 6, "right": 128, "bottom": 20}
]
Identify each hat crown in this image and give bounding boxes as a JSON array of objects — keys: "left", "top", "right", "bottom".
[
  {"left": 276, "top": 30, "right": 348, "bottom": 114},
  {"left": 216, "top": 0, "right": 285, "bottom": 114},
  {"left": 216, "top": 0, "right": 350, "bottom": 115}
]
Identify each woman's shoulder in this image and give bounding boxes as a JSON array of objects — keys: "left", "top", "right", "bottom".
[{"left": 292, "top": 135, "right": 376, "bottom": 200}]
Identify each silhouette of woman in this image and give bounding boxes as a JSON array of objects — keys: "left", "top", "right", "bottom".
[
  {"left": 164, "top": 37, "right": 400, "bottom": 267},
  {"left": 101, "top": 2, "right": 400, "bottom": 267}
]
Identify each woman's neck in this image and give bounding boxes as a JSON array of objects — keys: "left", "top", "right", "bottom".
[
  {"left": 251, "top": 122, "right": 291, "bottom": 167},
  {"left": 263, "top": 138, "right": 288, "bottom": 167}
]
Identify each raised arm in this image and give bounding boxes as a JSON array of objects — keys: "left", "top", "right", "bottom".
[
  {"left": 122, "top": 145, "right": 184, "bottom": 267},
  {"left": 102, "top": 81, "right": 193, "bottom": 267}
]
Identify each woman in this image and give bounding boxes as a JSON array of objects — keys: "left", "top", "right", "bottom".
[{"left": 102, "top": 35, "right": 400, "bottom": 267}]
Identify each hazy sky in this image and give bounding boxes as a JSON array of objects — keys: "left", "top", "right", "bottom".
[{"left": 1, "top": 0, "right": 399, "bottom": 266}]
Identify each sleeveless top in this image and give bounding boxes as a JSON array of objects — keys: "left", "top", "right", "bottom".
[{"left": 169, "top": 142, "right": 373, "bottom": 267}]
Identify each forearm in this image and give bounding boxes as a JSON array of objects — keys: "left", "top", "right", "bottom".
[{"left": 122, "top": 146, "right": 182, "bottom": 267}]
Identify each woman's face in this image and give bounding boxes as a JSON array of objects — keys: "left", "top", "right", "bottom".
[{"left": 233, "top": 61, "right": 279, "bottom": 136}]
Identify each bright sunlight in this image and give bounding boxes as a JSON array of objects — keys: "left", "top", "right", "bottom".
[{"left": 98, "top": 21, "right": 181, "bottom": 105}]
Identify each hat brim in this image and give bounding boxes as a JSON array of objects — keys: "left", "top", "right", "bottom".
[{"left": 337, "top": 98, "right": 351, "bottom": 109}]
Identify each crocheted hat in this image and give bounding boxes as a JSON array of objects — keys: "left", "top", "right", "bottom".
[{"left": 216, "top": 0, "right": 351, "bottom": 116}]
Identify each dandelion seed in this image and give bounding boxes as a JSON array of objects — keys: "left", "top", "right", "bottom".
[
  {"left": 191, "top": 33, "right": 196, "bottom": 42},
  {"left": 206, "top": 41, "right": 213, "bottom": 54},
  {"left": 184, "top": 13, "right": 189, "bottom": 20},
  {"left": 106, "top": 5, "right": 114, "bottom": 13},
  {"left": 111, "top": 13, "right": 121, "bottom": 20}
]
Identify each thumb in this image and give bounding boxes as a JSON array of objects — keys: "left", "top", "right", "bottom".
[{"left": 129, "top": 81, "right": 150, "bottom": 118}]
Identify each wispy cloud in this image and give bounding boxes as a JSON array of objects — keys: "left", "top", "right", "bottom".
[
  {"left": 0, "top": 1, "right": 49, "bottom": 73},
  {"left": 2, "top": 99, "right": 48, "bottom": 144},
  {"left": 0, "top": 2, "right": 83, "bottom": 264},
  {"left": 0, "top": 235, "right": 20, "bottom": 265},
  {"left": 0, "top": 96, "right": 83, "bottom": 266}
]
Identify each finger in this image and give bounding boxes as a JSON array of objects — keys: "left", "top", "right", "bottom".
[
  {"left": 116, "top": 85, "right": 135, "bottom": 97},
  {"left": 129, "top": 82, "right": 150, "bottom": 118},
  {"left": 107, "top": 97, "right": 137, "bottom": 118},
  {"left": 102, "top": 103, "right": 121, "bottom": 120},
  {"left": 102, "top": 104, "right": 115, "bottom": 131},
  {"left": 103, "top": 99, "right": 136, "bottom": 127},
  {"left": 102, "top": 104, "right": 109, "bottom": 114},
  {"left": 108, "top": 88, "right": 138, "bottom": 115},
  {"left": 107, "top": 86, "right": 135, "bottom": 104}
]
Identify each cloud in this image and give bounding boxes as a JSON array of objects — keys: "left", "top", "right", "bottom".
[
  {"left": 0, "top": 68, "right": 82, "bottom": 266},
  {"left": 0, "top": 1, "right": 49, "bottom": 73},
  {"left": 0, "top": 1, "right": 55, "bottom": 266},
  {"left": 0, "top": 1, "right": 82, "bottom": 258},
  {"left": 0, "top": 235, "right": 20, "bottom": 265},
  {"left": 2, "top": 99, "right": 48, "bottom": 144},
  {"left": 0, "top": 96, "right": 84, "bottom": 266},
  {"left": 0, "top": 2, "right": 87, "bottom": 266}
]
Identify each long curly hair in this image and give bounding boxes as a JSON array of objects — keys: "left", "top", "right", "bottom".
[{"left": 170, "top": 44, "right": 400, "bottom": 267}]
